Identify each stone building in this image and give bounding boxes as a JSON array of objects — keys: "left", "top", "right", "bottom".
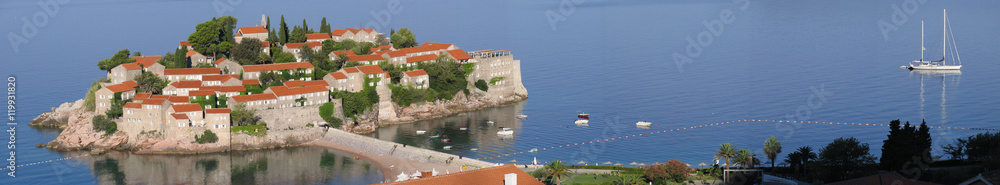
[
  {"left": 241, "top": 62, "right": 314, "bottom": 80},
  {"left": 109, "top": 63, "right": 142, "bottom": 84},
  {"left": 229, "top": 93, "right": 278, "bottom": 110},
  {"left": 95, "top": 81, "right": 138, "bottom": 114},
  {"left": 401, "top": 70, "right": 429, "bottom": 89},
  {"left": 234, "top": 26, "right": 268, "bottom": 44},
  {"left": 163, "top": 68, "right": 220, "bottom": 81},
  {"left": 263, "top": 85, "right": 329, "bottom": 108}
]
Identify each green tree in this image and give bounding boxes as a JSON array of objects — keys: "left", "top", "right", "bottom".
[
  {"left": 474, "top": 79, "right": 489, "bottom": 91},
  {"left": 271, "top": 48, "right": 297, "bottom": 63},
  {"left": 134, "top": 71, "right": 167, "bottom": 94},
  {"left": 764, "top": 136, "right": 782, "bottom": 168},
  {"left": 132, "top": 51, "right": 142, "bottom": 56},
  {"left": 796, "top": 146, "right": 817, "bottom": 176},
  {"left": 97, "top": 49, "right": 136, "bottom": 72},
  {"left": 645, "top": 159, "right": 691, "bottom": 183},
  {"left": 301, "top": 19, "right": 310, "bottom": 33},
  {"left": 230, "top": 103, "right": 261, "bottom": 126},
  {"left": 91, "top": 115, "right": 117, "bottom": 136},
  {"left": 319, "top": 17, "right": 331, "bottom": 34},
  {"left": 104, "top": 94, "right": 128, "bottom": 119},
  {"left": 817, "top": 137, "right": 877, "bottom": 182},
  {"left": 613, "top": 173, "right": 644, "bottom": 185},
  {"left": 318, "top": 103, "right": 342, "bottom": 128},
  {"left": 279, "top": 15, "right": 289, "bottom": 44},
  {"left": 289, "top": 25, "right": 307, "bottom": 43},
  {"left": 216, "top": 16, "right": 238, "bottom": 43},
  {"left": 880, "top": 119, "right": 932, "bottom": 171},
  {"left": 231, "top": 38, "right": 264, "bottom": 65},
  {"left": 390, "top": 27, "right": 417, "bottom": 48},
  {"left": 188, "top": 17, "right": 237, "bottom": 59},
  {"left": 734, "top": 149, "right": 757, "bottom": 169},
  {"left": 542, "top": 160, "right": 569, "bottom": 185},
  {"left": 159, "top": 46, "right": 190, "bottom": 69},
  {"left": 962, "top": 131, "right": 1000, "bottom": 162},
  {"left": 715, "top": 143, "right": 736, "bottom": 169},
  {"left": 195, "top": 130, "right": 219, "bottom": 144}
]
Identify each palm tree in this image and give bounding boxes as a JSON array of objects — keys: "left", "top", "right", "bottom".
[
  {"left": 613, "top": 172, "right": 643, "bottom": 185},
  {"left": 764, "top": 136, "right": 782, "bottom": 168},
  {"left": 784, "top": 151, "right": 802, "bottom": 178},
  {"left": 715, "top": 143, "right": 737, "bottom": 169},
  {"left": 796, "top": 146, "right": 817, "bottom": 176},
  {"left": 734, "top": 149, "right": 756, "bottom": 169},
  {"left": 544, "top": 160, "right": 570, "bottom": 185}
]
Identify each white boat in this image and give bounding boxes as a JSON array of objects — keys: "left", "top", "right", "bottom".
[
  {"left": 909, "top": 9, "right": 962, "bottom": 70},
  {"left": 636, "top": 121, "right": 652, "bottom": 127},
  {"left": 471, "top": 148, "right": 478, "bottom": 151},
  {"left": 415, "top": 130, "right": 426, "bottom": 134},
  {"left": 459, "top": 127, "right": 468, "bottom": 131},
  {"left": 516, "top": 114, "right": 528, "bottom": 119},
  {"left": 497, "top": 127, "right": 514, "bottom": 135},
  {"left": 486, "top": 121, "right": 495, "bottom": 124},
  {"left": 574, "top": 119, "right": 589, "bottom": 125},
  {"left": 443, "top": 146, "right": 452, "bottom": 150}
]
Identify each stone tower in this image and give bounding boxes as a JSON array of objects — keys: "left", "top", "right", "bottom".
[{"left": 260, "top": 14, "right": 266, "bottom": 27}]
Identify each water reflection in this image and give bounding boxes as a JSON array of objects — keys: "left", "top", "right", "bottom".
[
  {"left": 910, "top": 69, "right": 961, "bottom": 125},
  {"left": 78, "top": 146, "right": 382, "bottom": 185},
  {"left": 371, "top": 101, "right": 527, "bottom": 160}
]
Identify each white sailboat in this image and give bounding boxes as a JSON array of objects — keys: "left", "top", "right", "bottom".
[{"left": 909, "top": 9, "right": 962, "bottom": 70}]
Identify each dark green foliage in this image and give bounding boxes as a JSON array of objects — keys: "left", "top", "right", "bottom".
[
  {"left": 474, "top": 79, "right": 489, "bottom": 91},
  {"left": 331, "top": 86, "right": 378, "bottom": 119},
  {"left": 301, "top": 19, "right": 310, "bottom": 33},
  {"left": 231, "top": 38, "right": 264, "bottom": 65},
  {"left": 318, "top": 103, "right": 343, "bottom": 128},
  {"left": 97, "top": 49, "right": 136, "bottom": 72},
  {"left": 880, "top": 119, "right": 932, "bottom": 171},
  {"left": 244, "top": 84, "right": 264, "bottom": 95},
  {"left": 83, "top": 80, "right": 102, "bottom": 111},
  {"left": 230, "top": 103, "right": 261, "bottom": 126},
  {"left": 188, "top": 16, "right": 237, "bottom": 58},
  {"left": 190, "top": 94, "right": 218, "bottom": 109},
  {"left": 962, "top": 131, "right": 1000, "bottom": 162},
  {"left": 279, "top": 15, "right": 289, "bottom": 44},
  {"left": 104, "top": 93, "right": 128, "bottom": 119},
  {"left": 271, "top": 48, "right": 296, "bottom": 63},
  {"left": 817, "top": 137, "right": 878, "bottom": 182},
  {"left": 319, "top": 17, "right": 331, "bottom": 34},
  {"left": 135, "top": 71, "right": 168, "bottom": 94},
  {"left": 390, "top": 27, "right": 417, "bottom": 48},
  {"left": 160, "top": 47, "right": 190, "bottom": 69},
  {"left": 388, "top": 85, "right": 436, "bottom": 107},
  {"left": 92, "top": 115, "right": 117, "bottom": 136},
  {"left": 378, "top": 62, "right": 404, "bottom": 84},
  {"left": 289, "top": 25, "right": 307, "bottom": 43},
  {"left": 195, "top": 130, "right": 219, "bottom": 144},
  {"left": 416, "top": 56, "right": 468, "bottom": 100}
]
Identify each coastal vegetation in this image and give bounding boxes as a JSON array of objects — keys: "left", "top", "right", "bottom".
[
  {"left": 230, "top": 103, "right": 261, "bottom": 126},
  {"left": 135, "top": 71, "right": 169, "bottom": 94},
  {"left": 644, "top": 159, "right": 692, "bottom": 183},
  {"left": 318, "top": 102, "right": 343, "bottom": 128},
  {"left": 388, "top": 85, "right": 434, "bottom": 107},
  {"left": 330, "top": 85, "right": 378, "bottom": 121},
  {"left": 815, "top": 137, "right": 878, "bottom": 182},
  {"left": 104, "top": 93, "right": 128, "bottom": 119},
  {"left": 474, "top": 79, "right": 488, "bottom": 91},
  {"left": 390, "top": 27, "right": 417, "bottom": 49},
  {"left": 96, "top": 49, "right": 136, "bottom": 72},
  {"left": 714, "top": 143, "right": 736, "bottom": 169},
  {"left": 195, "top": 130, "right": 219, "bottom": 144},
  {"left": 91, "top": 115, "right": 117, "bottom": 136},
  {"left": 416, "top": 57, "right": 468, "bottom": 100},
  {"left": 763, "top": 136, "right": 782, "bottom": 168},
  {"left": 188, "top": 16, "right": 237, "bottom": 59},
  {"left": 159, "top": 47, "right": 190, "bottom": 69},
  {"left": 231, "top": 124, "right": 266, "bottom": 137},
  {"left": 880, "top": 119, "right": 932, "bottom": 171},
  {"left": 83, "top": 79, "right": 103, "bottom": 112},
  {"left": 230, "top": 38, "right": 264, "bottom": 65}
]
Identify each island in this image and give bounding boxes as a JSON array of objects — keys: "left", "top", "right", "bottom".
[{"left": 29, "top": 14, "right": 527, "bottom": 157}]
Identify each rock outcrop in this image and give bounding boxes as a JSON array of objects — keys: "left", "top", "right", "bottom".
[{"left": 29, "top": 99, "right": 85, "bottom": 128}]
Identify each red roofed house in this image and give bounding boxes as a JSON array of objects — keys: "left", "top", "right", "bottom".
[
  {"left": 305, "top": 33, "right": 332, "bottom": 42},
  {"left": 322, "top": 72, "right": 351, "bottom": 91},
  {"left": 168, "top": 96, "right": 190, "bottom": 104},
  {"left": 131, "top": 56, "right": 167, "bottom": 75},
  {"left": 371, "top": 45, "right": 393, "bottom": 52},
  {"left": 229, "top": 93, "right": 278, "bottom": 110},
  {"left": 163, "top": 68, "right": 221, "bottom": 81},
  {"left": 162, "top": 80, "right": 202, "bottom": 96},
  {"left": 179, "top": 41, "right": 193, "bottom": 50},
  {"left": 234, "top": 26, "right": 268, "bottom": 43},
  {"left": 168, "top": 113, "right": 190, "bottom": 128},
  {"left": 215, "top": 85, "right": 246, "bottom": 97},
  {"left": 109, "top": 63, "right": 142, "bottom": 84},
  {"left": 328, "top": 50, "right": 356, "bottom": 61},
  {"left": 402, "top": 70, "right": 429, "bottom": 89},
  {"left": 406, "top": 54, "right": 439, "bottom": 67},
  {"left": 121, "top": 100, "right": 162, "bottom": 139},
  {"left": 445, "top": 49, "right": 473, "bottom": 63},
  {"left": 383, "top": 50, "right": 408, "bottom": 66},
  {"left": 133, "top": 93, "right": 152, "bottom": 103},
  {"left": 213, "top": 58, "right": 244, "bottom": 75},
  {"left": 202, "top": 74, "right": 241, "bottom": 86},
  {"left": 263, "top": 85, "right": 329, "bottom": 108},
  {"left": 355, "top": 65, "right": 389, "bottom": 87},
  {"left": 284, "top": 80, "right": 328, "bottom": 88},
  {"left": 241, "top": 62, "right": 314, "bottom": 80},
  {"left": 347, "top": 54, "right": 386, "bottom": 65},
  {"left": 95, "top": 81, "right": 139, "bottom": 114},
  {"left": 168, "top": 103, "right": 204, "bottom": 126},
  {"left": 377, "top": 164, "right": 543, "bottom": 185},
  {"left": 204, "top": 108, "right": 232, "bottom": 145},
  {"left": 186, "top": 50, "right": 214, "bottom": 66},
  {"left": 283, "top": 42, "right": 323, "bottom": 62}
]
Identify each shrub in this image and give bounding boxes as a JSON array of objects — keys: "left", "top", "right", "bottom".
[
  {"left": 195, "top": 130, "right": 219, "bottom": 144},
  {"left": 91, "top": 115, "right": 117, "bottom": 136},
  {"left": 317, "top": 102, "right": 342, "bottom": 128},
  {"left": 83, "top": 79, "right": 103, "bottom": 112},
  {"left": 645, "top": 159, "right": 692, "bottom": 183},
  {"left": 474, "top": 79, "right": 489, "bottom": 91}
]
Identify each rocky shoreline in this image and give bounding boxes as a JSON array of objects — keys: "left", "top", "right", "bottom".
[{"left": 348, "top": 89, "right": 528, "bottom": 134}]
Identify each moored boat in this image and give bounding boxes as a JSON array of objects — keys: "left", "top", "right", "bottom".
[
  {"left": 636, "top": 121, "right": 652, "bottom": 127},
  {"left": 497, "top": 127, "right": 514, "bottom": 135}
]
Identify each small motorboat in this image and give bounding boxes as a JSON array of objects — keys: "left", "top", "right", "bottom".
[
  {"left": 516, "top": 114, "right": 528, "bottom": 119},
  {"left": 429, "top": 134, "right": 441, "bottom": 139},
  {"left": 577, "top": 112, "right": 589, "bottom": 119},
  {"left": 443, "top": 146, "right": 452, "bottom": 150},
  {"left": 416, "top": 130, "right": 427, "bottom": 134},
  {"left": 574, "top": 119, "right": 589, "bottom": 125},
  {"left": 471, "top": 148, "right": 479, "bottom": 151},
  {"left": 497, "top": 127, "right": 514, "bottom": 135},
  {"left": 459, "top": 127, "right": 468, "bottom": 131},
  {"left": 636, "top": 121, "right": 652, "bottom": 127},
  {"left": 486, "top": 121, "right": 495, "bottom": 124}
]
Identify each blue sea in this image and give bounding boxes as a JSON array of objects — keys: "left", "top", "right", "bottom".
[{"left": 2, "top": 0, "right": 999, "bottom": 184}]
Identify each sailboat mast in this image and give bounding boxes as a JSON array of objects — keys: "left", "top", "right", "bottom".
[
  {"left": 943, "top": 9, "right": 947, "bottom": 64},
  {"left": 921, "top": 21, "right": 924, "bottom": 61}
]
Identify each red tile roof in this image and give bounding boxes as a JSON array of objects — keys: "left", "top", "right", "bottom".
[
  {"left": 268, "top": 85, "right": 328, "bottom": 97},
  {"left": 164, "top": 68, "right": 220, "bottom": 75},
  {"left": 123, "top": 102, "right": 141, "bottom": 109},
  {"left": 231, "top": 93, "right": 277, "bottom": 102},
  {"left": 205, "top": 108, "right": 231, "bottom": 114},
  {"left": 347, "top": 54, "right": 385, "bottom": 62},
  {"left": 171, "top": 103, "right": 203, "bottom": 113},
  {"left": 404, "top": 70, "right": 428, "bottom": 77},
  {"left": 284, "top": 42, "right": 322, "bottom": 49},
  {"left": 168, "top": 96, "right": 189, "bottom": 103},
  {"left": 284, "top": 80, "right": 328, "bottom": 87},
  {"left": 422, "top": 42, "right": 454, "bottom": 49},
  {"left": 446, "top": 49, "right": 473, "bottom": 60},
  {"left": 220, "top": 85, "right": 246, "bottom": 92},
  {"left": 202, "top": 74, "right": 238, "bottom": 82},
  {"left": 260, "top": 41, "right": 270, "bottom": 47},
  {"left": 185, "top": 50, "right": 200, "bottom": 57},
  {"left": 179, "top": 41, "right": 190, "bottom": 46},
  {"left": 149, "top": 95, "right": 170, "bottom": 99},
  {"left": 330, "top": 50, "right": 356, "bottom": 56},
  {"left": 120, "top": 63, "right": 142, "bottom": 70},
  {"left": 133, "top": 93, "right": 152, "bottom": 101},
  {"left": 331, "top": 29, "right": 348, "bottom": 36},
  {"left": 105, "top": 81, "right": 138, "bottom": 93},
  {"left": 142, "top": 98, "right": 166, "bottom": 105},
  {"left": 305, "top": 33, "right": 332, "bottom": 40},
  {"left": 242, "top": 79, "right": 261, "bottom": 85},
  {"left": 169, "top": 80, "right": 202, "bottom": 88},
  {"left": 396, "top": 45, "right": 447, "bottom": 55},
  {"left": 171, "top": 113, "right": 189, "bottom": 120},
  {"left": 371, "top": 45, "right": 392, "bottom": 51},
  {"left": 131, "top": 56, "right": 162, "bottom": 67},
  {"left": 356, "top": 65, "right": 385, "bottom": 75},
  {"left": 213, "top": 58, "right": 231, "bottom": 64},
  {"left": 406, "top": 54, "right": 438, "bottom": 63},
  {"left": 238, "top": 26, "right": 268, "bottom": 34},
  {"left": 377, "top": 165, "right": 543, "bottom": 185},
  {"left": 343, "top": 67, "right": 360, "bottom": 73},
  {"left": 189, "top": 90, "right": 216, "bottom": 96},
  {"left": 242, "top": 62, "right": 314, "bottom": 72},
  {"left": 199, "top": 86, "right": 221, "bottom": 92},
  {"left": 327, "top": 72, "right": 348, "bottom": 80}
]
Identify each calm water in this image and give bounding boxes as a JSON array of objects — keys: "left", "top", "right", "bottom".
[{"left": 3, "top": 0, "right": 1000, "bottom": 184}]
